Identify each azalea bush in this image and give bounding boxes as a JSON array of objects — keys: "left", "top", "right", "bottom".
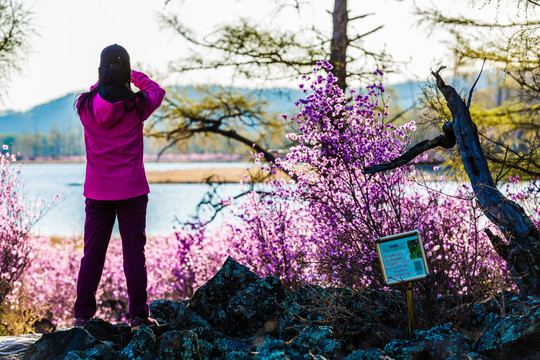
[
  {"left": 224, "top": 186, "right": 319, "bottom": 288},
  {"left": 15, "top": 234, "right": 181, "bottom": 326},
  {"left": 0, "top": 149, "right": 59, "bottom": 335},
  {"left": 0, "top": 150, "right": 47, "bottom": 308},
  {"left": 172, "top": 223, "right": 229, "bottom": 299},
  {"left": 19, "top": 236, "right": 80, "bottom": 324},
  {"left": 505, "top": 176, "right": 540, "bottom": 228},
  {"left": 191, "top": 62, "right": 515, "bottom": 299}
]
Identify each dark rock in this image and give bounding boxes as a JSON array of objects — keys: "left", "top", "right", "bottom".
[
  {"left": 23, "top": 328, "right": 112, "bottom": 360},
  {"left": 461, "top": 291, "right": 526, "bottom": 332},
  {"left": 228, "top": 276, "right": 286, "bottom": 336},
  {"left": 281, "top": 285, "right": 405, "bottom": 348},
  {"left": 27, "top": 258, "right": 540, "bottom": 360},
  {"left": 188, "top": 256, "right": 286, "bottom": 337},
  {"left": 154, "top": 330, "right": 201, "bottom": 360},
  {"left": 83, "top": 318, "right": 132, "bottom": 349},
  {"left": 191, "top": 326, "right": 251, "bottom": 360},
  {"left": 63, "top": 343, "right": 118, "bottom": 360},
  {"left": 120, "top": 324, "right": 155, "bottom": 359},
  {"left": 188, "top": 327, "right": 225, "bottom": 360},
  {"left": 223, "top": 351, "right": 252, "bottom": 360},
  {"left": 458, "top": 353, "right": 490, "bottom": 360},
  {"left": 473, "top": 302, "right": 540, "bottom": 359},
  {"left": 150, "top": 323, "right": 175, "bottom": 338},
  {"left": 344, "top": 349, "right": 393, "bottom": 360},
  {"left": 255, "top": 338, "right": 324, "bottom": 359},
  {"left": 150, "top": 299, "right": 212, "bottom": 330},
  {"left": 291, "top": 326, "right": 345, "bottom": 359},
  {"left": 211, "top": 336, "right": 253, "bottom": 358},
  {"left": 384, "top": 324, "right": 473, "bottom": 360}
]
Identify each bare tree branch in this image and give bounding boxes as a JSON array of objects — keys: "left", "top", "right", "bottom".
[
  {"left": 363, "top": 122, "right": 455, "bottom": 175},
  {"left": 467, "top": 58, "right": 486, "bottom": 108}
]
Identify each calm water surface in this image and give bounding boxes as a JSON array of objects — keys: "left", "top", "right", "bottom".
[
  {"left": 19, "top": 162, "right": 248, "bottom": 237},
  {"left": 18, "top": 162, "right": 529, "bottom": 237}
]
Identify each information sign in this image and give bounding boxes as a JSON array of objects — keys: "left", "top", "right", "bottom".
[{"left": 375, "top": 230, "right": 429, "bottom": 285}]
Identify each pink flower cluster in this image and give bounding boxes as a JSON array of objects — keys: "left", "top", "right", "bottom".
[
  {"left": 172, "top": 224, "right": 229, "bottom": 299},
  {"left": 275, "top": 62, "right": 514, "bottom": 292},
  {"left": 505, "top": 177, "right": 540, "bottom": 229},
  {"left": 0, "top": 152, "right": 49, "bottom": 308},
  {"left": 15, "top": 235, "right": 181, "bottom": 325},
  {"left": 224, "top": 191, "right": 320, "bottom": 287}
]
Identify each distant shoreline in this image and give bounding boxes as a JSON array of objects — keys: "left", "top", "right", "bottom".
[
  {"left": 146, "top": 167, "right": 290, "bottom": 184},
  {"left": 14, "top": 155, "right": 447, "bottom": 184},
  {"left": 13, "top": 153, "right": 252, "bottom": 164}
]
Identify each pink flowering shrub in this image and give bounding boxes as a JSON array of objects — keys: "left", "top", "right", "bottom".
[
  {"left": 172, "top": 223, "right": 230, "bottom": 299},
  {"left": 20, "top": 235, "right": 180, "bottom": 326},
  {"left": 224, "top": 189, "right": 319, "bottom": 288},
  {"left": 272, "top": 63, "right": 425, "bottom": 287},
  {"left": 279, "top": 63, "right": 512, "bottom": 293},
  {"left": 191, "top": 62, "right": 513, "bottom": 297},
  {"left": 505, "top": 176, "right": 539, "bottom": 228},
  {"left": 0, "top": 151, "right": 50, "bottom": 308},
  {"left": 20, "top": 236, "right": 80, "bottom": 323},
  {"left": 419, "top": 184, "right": 513, "bottom": 295}
]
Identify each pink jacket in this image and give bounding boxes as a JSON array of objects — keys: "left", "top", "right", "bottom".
[{"left": 78, "top": 70, "right": 165, "bottom": 200}]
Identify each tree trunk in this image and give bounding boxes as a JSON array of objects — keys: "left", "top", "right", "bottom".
[
  {"left": 330, "top": 0, "right": 348, "bottom": 90},
  {"left": 432, "top": 71, "right": 540, "bottom": 297}
]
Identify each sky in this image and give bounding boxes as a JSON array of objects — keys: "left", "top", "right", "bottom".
[{"left": 0, "top": 0, "right": 529, "bottom": 112}]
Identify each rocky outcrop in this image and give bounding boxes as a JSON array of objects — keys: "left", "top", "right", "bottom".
[
  {"left": 19, "top": 257, "right": 540, "bottom": 359},
  {"left": 384, "top": 324, "right": 482, "bottom": 360},
  {"left": 188, "top": 257, "right": 286, "bottom": 338},
  {"left": 23, "top": 327, "right": 113, "bottom": 360},
  {"left": 469, "top": 295, "right": 540, "bottom": 359}
]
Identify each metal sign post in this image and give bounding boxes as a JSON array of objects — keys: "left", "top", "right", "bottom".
[
  {"left": 406, "top": 282, "right": 415, "bottom": 339},
  {"left": 375, "top": 230, "right": 429, "bottom": 339}
]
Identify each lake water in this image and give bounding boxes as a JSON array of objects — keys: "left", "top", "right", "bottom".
[
  {"left": 18, "top": 162, "right": 248, "bottom": 237},
  {"left": 17, "top": 162, "right": 532, "bottom": 238}
]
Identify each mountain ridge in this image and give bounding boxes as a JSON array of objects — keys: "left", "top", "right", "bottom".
[{"left": 0, "top": 81, "right": 425, "bottom": 136}]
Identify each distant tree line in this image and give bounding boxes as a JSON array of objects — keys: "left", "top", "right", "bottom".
[
  {"left": 0, "top": 122, "right": 287, "bottom": 159},
  {"left": 0, "top": 125, "right": 84, "bottom": 159}
]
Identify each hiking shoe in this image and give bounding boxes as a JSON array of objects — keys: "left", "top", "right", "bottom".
[
  {"left": 74, "top": 316, "right": 89, "bottom": 328},
  {"left": 130, "top": 316, "right": 159, "bottom": 331}
]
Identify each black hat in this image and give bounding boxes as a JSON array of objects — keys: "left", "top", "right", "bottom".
[{"left": 99, "top": 44, "right": 130, "bottom": 69}]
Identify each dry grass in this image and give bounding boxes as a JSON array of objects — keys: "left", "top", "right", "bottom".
[{"left": 146, "top": 167, "right": 290, "bottom": 184}]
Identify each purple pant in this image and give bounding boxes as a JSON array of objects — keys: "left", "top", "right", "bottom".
[{"left": 74, "top": 194, "right": 150, "bottom": 320}]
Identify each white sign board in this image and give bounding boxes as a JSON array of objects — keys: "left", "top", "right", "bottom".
[{"left": 375, "top": 230, "right": 429, "bottom": 285}]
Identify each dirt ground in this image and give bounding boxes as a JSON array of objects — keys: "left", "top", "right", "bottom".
[{"left": 145, "top": 167, "right": 290, "bottom": 183}]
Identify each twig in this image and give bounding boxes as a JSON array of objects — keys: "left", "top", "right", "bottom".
[{"left": 467, "top": 58, "right": 487, "bottom": 109}]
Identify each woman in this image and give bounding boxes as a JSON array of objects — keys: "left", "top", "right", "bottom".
[{"left": 74, "top": 44, "right": 165, "bottom": 329}]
